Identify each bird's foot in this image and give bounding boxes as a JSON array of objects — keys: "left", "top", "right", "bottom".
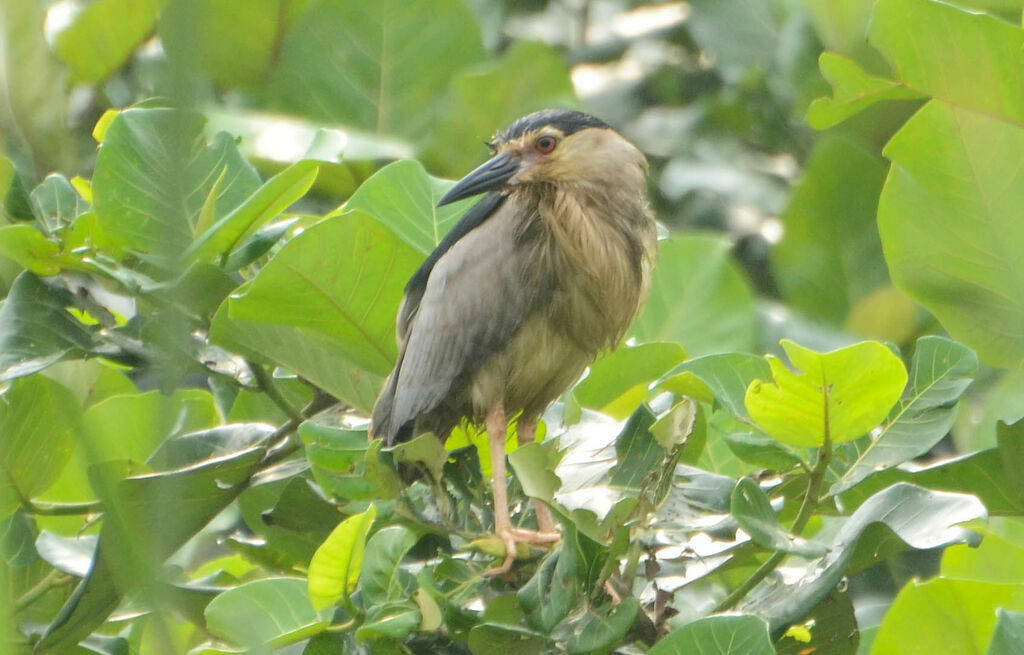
[{"left": 484, "top": 528, "right": 562, "bottom": 577}]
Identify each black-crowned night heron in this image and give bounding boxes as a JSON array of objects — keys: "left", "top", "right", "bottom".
[{"left": 371, "top": 109, "right": 657, "bottom": 573}]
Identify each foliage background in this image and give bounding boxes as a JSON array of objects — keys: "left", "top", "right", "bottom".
[{"left": 1, "top": 0, "right": 1024, "bottom": 653}]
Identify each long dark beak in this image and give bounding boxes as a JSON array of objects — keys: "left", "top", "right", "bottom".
[{"left": 436, "top": 152, "right": 520, "bottom": 207}]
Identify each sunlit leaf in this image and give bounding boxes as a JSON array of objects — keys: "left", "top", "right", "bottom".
[
  {"left": 745, "top": 340, "right": 907, "bottom": 447},
  {"left": 307, "top": 504, "right": 376, "bottom": 610}
]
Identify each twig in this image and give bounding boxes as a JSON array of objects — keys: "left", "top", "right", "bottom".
[
  {"left": 14, "top": 569, "right": 72, "bottom": 613},
  {"left": 249, "top": 360, "right": 302, "bottom": 423},
  {"left": 714, "top": 425, "right": 834, "bottom": 613},
  {"left": 21, "top": 499, "right": 103, "bottom": 516}
]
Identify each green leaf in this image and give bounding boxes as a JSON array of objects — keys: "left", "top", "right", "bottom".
[
  {"left": 307, "top": 504, "right": 376, "bottom": 610},
  {"left": 0, "top": 375, "right": 80, "bottom": 517},
  {"left": 424, "top": 40, "right": 578, "bottom": 176},
  {"left": 745, "top": 340, "right": 907, "bottom": 447},
  {"left": 468, "top": 622, "right": 547, "bottom": 655},
  {"left": 0, "top": 272, "right": 93, "bottom": 383},
  {"left": 0, "top": 2, "right": 77, "bottom": 172},
  {"left": 942, "top": 527, "right": 1024, "bottom": 585},
  {"left": 355, "top": 601, "right": 422, "bottom": 642},
  {"left": 517, "top": 541, "right": 580, "bottom": 632},
  {"left": 92, "top": 108, "right": 259, "bottom": 262},
  {"left": 205, "top": 577, "right": 331, "bottom": 650},
  {"left": 840, "top": 419, "right": 1024, "bottom": 516},
  {"left": 771, "top": 135, "right": 889, "bottom": 324},
  {"left": 344, "top": 159, "right": 473, "bottom": 255},
  {"left": 775, "top": 591, "right": 859, "bottom": 655},
  {"left": 648, "top": 614, "right": 774, "bottom": 655},
  {"left": 631, "top": 236, "right": 757, "bottom": 356},
  {"left": 35, "top": 531, "right": 96, "bottom": 578},
  {"left": 38, "top": 443, "right": 265, "bottom": 652},
  {"left": 872, "top": 578, "right": 1024, "bottom": 655},
  {"left": 806, "top": 53, "right": 924, "bottom": 129},
  {"left": 565, "top": 597, "right": 640, "bottom": 655},
  {"left": 731, "top": 478, "right": 827, "bottom": 557},
  {"left": 830, "top": 336, "right": 977, "bottom": 494},
  {"left": 869, "top": 0, "right": 1024, "bottom": 126},
  {"left": 878, "top": 100, "right": 1024, "bottom": 367},
  {"left": 988, "top": 609, "right": 1024, "bottom": 655},
  {"left": 359, "top": 526, "right": 418, "bottom": 607},
  {"left": 269, "top": 0, "right": 484, "bottom": 139},
  {"left": 508, "top": 442, "right": 561, "bottom": 507},
  {"left": 299, "top": 422, "right": 398, "bottom": 501},
  {"left": 158, "top": 0, "right": 284, "bottom": 87},
  {"left": 186, "top": 160, "right": 319, "bottom": 262},
  {"left": 51, "top": 389, "right": 219, "bottom": 504},
  {"left": 608, "top": 405, "right": 662, "bottom": 492},
  {"left": 210, "top": 296, "right": 383, "bottom": 412},
  {"left": 30, "top": 174, "right": 86, "bottom": 233},
  {"left": 675, "top": 352, "right": 771, "bottom": 420},
  {"left": 51, "top": 0, "right": 162, "bottom": 83},
  {"left": 738, "top": 483, "right": 985, "bottom": 635},
  {"left": 574, "top": 343, "right": 687, "bottom": 420},
  {"left": 222, "top": 218, "right": 297, "bottom": 272},
  {"left": 0, "top": 224, "right": 63, "bottom": 275},
  {"left": 222, "top": 211, "right": 421, "bottom": 376}
]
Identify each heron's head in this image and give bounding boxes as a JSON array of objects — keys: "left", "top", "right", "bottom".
[{"left": 437, "top": 109, "right": 647, "bottom": 207}]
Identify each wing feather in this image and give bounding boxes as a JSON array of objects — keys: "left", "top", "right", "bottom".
[{"left": 373, "top": 198, "right": 547, "bottom": 443}]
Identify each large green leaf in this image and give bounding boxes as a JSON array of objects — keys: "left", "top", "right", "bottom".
[
  {"left": 343, "top": 159, "right": 472, "bottom": 255},
  {"left": 38, "top": 441, "right": 265, "bottom": 652},
  {"left": 424, "top": 40, "right": 578, "bottom": 176},
  {"left": 988, "top": 609, "right": 1024, "bottom": 655},
  {"left": 830, "top": 336, "right": 977, "bottom": 494},
  {"left": 840, "top": 419, "right": 1024, "bottom": 516},
  {"left": 158, "top": 0, "right": 287, "bottom": 87},
  {"left": 872, "top": 578, "right": 1024, "bottom": 655},
  {"left": 0, "top": 272, "right": 94, "bottom": 383},
  {"left": 51, "top": 0, "right": 162, "bottom": 83},
  {"left": 221, "top": 211, "right": 420, "bottom": 376},
  {"left": 0, "top": 375, "right": 80, "bottom": 517},
  {"left": 745, "top": 340, "right": 907, "bottom": 447},
  {"left": 92, "top": 108, "right": 259, "bottom": 261},
  {"left": 268, "top": 0, "right": 484, "bottom": 139},
  {"left": 772, "top": 135, "right": 888, "bottom": 324},
  {"left": 205, "top": 577, "right": 331, "bottom": 650},
  {"left": 649, "top": 614, "right": 774, "bottom": 655},
  {"left": 737, "top": 483, "right": 985, "bottom": 634},
  {"left": 210, "top": 300, "right": 383, "bottom": 412},
  {"left": 806, "top": 53, "right": 924, "bottom": 129},
  {"left": 632, "top": 236, "right": 757, "bottom": 356},
  {"left": 878, "top": 100, "right": 1024, "bottom": 366},
  {"left": 869, "top": 0, "right": 1024, "bottom": 127}
]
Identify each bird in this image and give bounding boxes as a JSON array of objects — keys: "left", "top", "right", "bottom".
[{"left": 370, "top": 108, "right": 657, "bottom": 573}]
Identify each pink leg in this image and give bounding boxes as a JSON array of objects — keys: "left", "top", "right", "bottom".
[
  {"left": 486, "top": 403, "right": 517, "bottom": 576},
  {"left": 517, "top": 417, "right": 556, "bottom": 534}
]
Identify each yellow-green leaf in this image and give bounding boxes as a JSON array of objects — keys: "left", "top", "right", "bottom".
[
  {"left": 745, "top": 340, "right": 907, "bottom": 447},
  {"left": 307, "top": 504, "right": 376, "bottom": 610}
]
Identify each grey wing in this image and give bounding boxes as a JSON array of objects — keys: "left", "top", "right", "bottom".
[{"left": 377, "top": 203, "right": 546, "bottom": 443}]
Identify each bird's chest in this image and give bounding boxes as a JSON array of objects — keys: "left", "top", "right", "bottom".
[{"left": 534, "top": 194, "right": 650, "bottom": 351}]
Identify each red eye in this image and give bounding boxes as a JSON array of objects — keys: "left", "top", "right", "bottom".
[{"left": 535, "top": 135, "right": 558, "bottom": 153}]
